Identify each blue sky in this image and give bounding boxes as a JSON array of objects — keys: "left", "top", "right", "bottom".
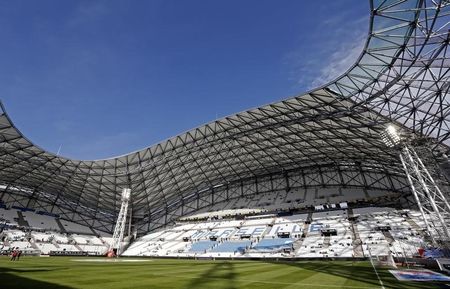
[{"left": 0, "top": 0, "right": 368, "bottom": 160}]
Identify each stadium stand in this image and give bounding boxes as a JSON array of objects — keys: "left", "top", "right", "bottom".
[
  {"left": 2, "top": 202, "right": 435, "bottom": 260},
  {"left": 356, "top": 208, "right": 424, "bottom": 258},
  {"left": 211, "top": 240, "right": 251, "bottom": 253},
  {"left": 59, "top": 220, "right": 95, "bottom": 234},
  {"left": 22, "top": 211, "right": 60, "bottom": 231},
  {"left": 0, "top": 0, "right": 448, "bottom": 270},
  {"left": 189, "top": 241, "right": 217, "bottom": 253},
  {"left": 0, "top": 208, "right": 19, "bottom": 225},
  {"left": 0, "top": 208, "right": 111, "bottom": 256},
  {"left": 252, "top": 238, "right": 294, "bottom": 251},
  {"left": 120, "top": 205, "right": 434, "bottom": 260}
]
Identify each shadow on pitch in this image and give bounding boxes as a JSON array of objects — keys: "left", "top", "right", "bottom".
[
  {"left": 183, "top": 261, "right": 237, "bottom": 289},
  {"left": 0, "top": 266, "right": 75, "bottom": 289},
  {"left": 263, "top": 260, "right": 444, "bottom": 289}
]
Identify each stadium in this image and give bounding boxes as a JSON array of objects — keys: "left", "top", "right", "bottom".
[{"left": 1, "top": 0, "right": 450, "bottom": 288}]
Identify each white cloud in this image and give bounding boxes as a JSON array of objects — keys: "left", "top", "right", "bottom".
[
  {"left": 309, "top": 31, "right": 366, "bottom": 89},
  {"left": 286, "top": 14, "right": 368, "bottom": 92}
]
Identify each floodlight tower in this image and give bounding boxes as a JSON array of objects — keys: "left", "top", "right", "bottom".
[
  {"left": 109, "top": 188, "right": 131, "bottom": 256},
  {"left": 381, "top": 125, "right": 450, "bottom": 246}
]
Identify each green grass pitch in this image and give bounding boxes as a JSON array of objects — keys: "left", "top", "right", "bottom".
[{"left": 0, "top": 256, "right": 447, "bottom": 289}]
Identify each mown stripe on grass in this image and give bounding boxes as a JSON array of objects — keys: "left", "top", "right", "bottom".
[
  {"left": 144, "top": 271, "right": 380, "bottom": 288},
  {"left": 0, "top": 257, "right": 444, "bottom": 289}
]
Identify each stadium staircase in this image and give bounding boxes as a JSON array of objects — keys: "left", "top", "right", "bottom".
[
  {"left": 405, "top": 217, "right": 434, "bottom": 244},
  {"left": 172, "top": 230, "right": 187, "bottom": 241},
  {"left": 73, "top": 243, "right": 83, "bottom": 252},
  {"left": 2, "top": 238, "right": 10, "bottom": 248},
  {"left": 363, "top": 190, "right": 370, "bottom": 200},
  {"left": 351, "top": 236, "right": 364, "bottom": 257},
  {"left": 294, "top": 221, "right": 310, "bottom": 255},
  {"left": 382, "top": 231, "right": 395, "bottom": 243},
  {"left": 227, "top": 229, "right": 239, "bottom": 240},
  {"left": 100, "top": 237, "right": 109, "bottom": 247},
  {"left": 348, "top": 209, "right": 364, "bottom": 257},
  {"left": 55, "top": 219, "right": 67, "bottom": 233},
  {"left": 302, "top": 221, "right": 310, "bottom": 233},
  {"left": 323, "top": 236, "right": 331, "bottom": 249},
  {"left": 16, "top": 211, "right": 30, "bottom": 227},
  {"left": 29, "top": 238, "right": 40, "bottom": 251},
  {"left": 68, "top": 236, "right": 84, "bottom": 252},
  {"left": 292, "top": 238, "right": 304, "bottom": 255},
  {"left": 405, "top": 218, "right": 421, "bottom": 231},
  {"left": 347, "top": 208, "right": 354, "bottom": 218},
  {"left": 51, "top": 239, "right": 61, "bottom": 249},
  {"left": 306, "top": 211, "right": 313, "bottom": 223},
  {"left": 260, "top": 218, "right": 277, "bottom": 239}
]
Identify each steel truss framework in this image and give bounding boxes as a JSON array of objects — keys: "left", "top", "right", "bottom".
[
  {"left": 0, "top": 0, "right": 449, "bottom": 234},
  {"left": 400, "top": 145, "right": 450, "bottom": 243},
  {"left": 109, "top": 188, "right": 131, "bottom": 255}
]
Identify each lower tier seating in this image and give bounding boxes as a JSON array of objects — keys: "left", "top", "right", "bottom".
[{"left": 123, "top": 206, "right": 431, "bottom": 259}]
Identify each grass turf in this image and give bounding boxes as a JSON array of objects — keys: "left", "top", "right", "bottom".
[{"left": 0, "top": 256, "right": 447, "bottom": 289}]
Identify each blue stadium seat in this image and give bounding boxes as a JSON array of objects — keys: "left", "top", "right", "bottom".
[
  {"left": 189, "top": 240, "right": 217, "bottom": 252},
  {"left": 252, "top": 238, "right": 294, "bottom": 251},
  {"left": 211, "top": 241, "right": 251, "bottom": 253}
]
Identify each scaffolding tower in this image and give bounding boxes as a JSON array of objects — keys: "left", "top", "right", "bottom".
[
  {"left": 108, "top": 188, "right": 131, "bottom": 256},
  {"left": 381, "top": 126, "right": 450, "bottom": 246}
]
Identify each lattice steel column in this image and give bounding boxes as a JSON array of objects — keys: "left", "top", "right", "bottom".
[
  {"left": 108, "top": 188, "right": 131, "bottom": 256},
  {"left": 399, "top": 146, "right": 450, "bottom": 245},
  {"left": 382, "top": 125, "right": 450, "bottom": 245}
]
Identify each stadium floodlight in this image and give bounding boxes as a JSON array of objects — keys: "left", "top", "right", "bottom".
[
  {"left": 380, "top": 125, "right": 401, "bottom": 148},
  {"left": 380, "top": 125, "right": 450, "bottom": 246},
  {"left": 122, "top": 188, "right": 131, "bottom": 201},
  {"left": 108, "top": 188, "right": 131, "bottom": 257}
]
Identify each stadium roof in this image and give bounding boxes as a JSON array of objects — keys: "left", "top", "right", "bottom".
[{"left": 0, "top": 0, "right": 449, "bottom": 233}]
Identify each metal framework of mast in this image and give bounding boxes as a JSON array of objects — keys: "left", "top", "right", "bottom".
[
  {"left": 109, "top": 188, "right": 131, "bottom": 256},
  {"left": 382, "top": 126, "right": 450, "bottom": 246}
]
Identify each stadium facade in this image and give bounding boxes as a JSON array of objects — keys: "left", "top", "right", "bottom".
[{"left": 0, "top": 0, "right": 449, "bottom": 237}]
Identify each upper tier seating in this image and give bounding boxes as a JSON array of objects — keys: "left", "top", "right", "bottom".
[
  {"left": 59, "top": 220, "right": 94, "bottom": 234},
  {"left": 242, "top": 218, "right": 273, "bottom": 226},
  {"left": 0, "top": 208, "right": 18, "bottom": 225},
  {"left": 353, "top": 207, "right": 395, "bottom": 215},
  {"left": 274, "top": 214, "right": 307, "bottom": 223},
  {"left": 22, "top": 211, "right": 59, "bottom": 231},
  {"left": 312, "top": 209, "right": 347, "bottom": 219},
  {"left": 0, "top": 206, "right": 111, "bottom": 256}
]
